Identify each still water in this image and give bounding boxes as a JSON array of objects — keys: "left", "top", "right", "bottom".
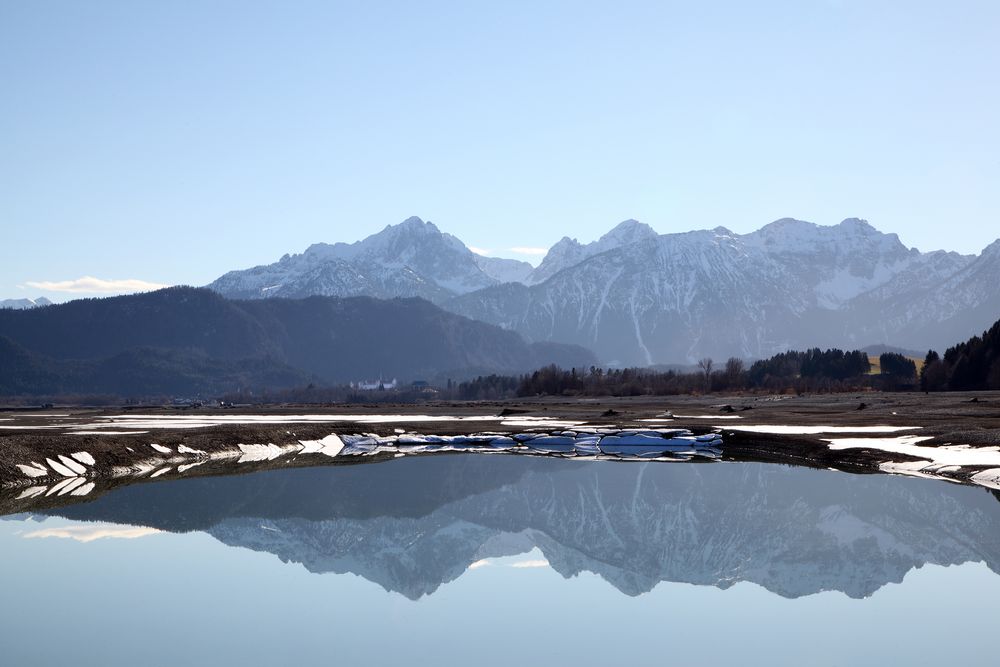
[{"left": 2, "top": 456, "right": 999, "bottom": 666}]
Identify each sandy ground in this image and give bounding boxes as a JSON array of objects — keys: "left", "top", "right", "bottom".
[{"left": 2, "top": 392, "right": 999, "bottom": 515}]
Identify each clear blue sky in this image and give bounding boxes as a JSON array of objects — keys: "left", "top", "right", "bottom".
[{"left": 2, "top": 1, "right": 998, "bottom": 300}]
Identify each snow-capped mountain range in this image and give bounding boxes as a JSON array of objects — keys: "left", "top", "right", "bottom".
[
  {"left": 0, "top": 297, "right": 52, "bottom": 310},
  {"left": 208, "top": 216, "right": 1000, "bottom": 364},
  {"left": 210, "top": 216, "right": 534, "bottom": 302}
]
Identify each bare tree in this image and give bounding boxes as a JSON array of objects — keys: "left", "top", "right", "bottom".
[
  {"left": 697, "top": 357, "right": 713, "bottom": 391},
  {"left": 724, "top": 357, "right": 745, "bottom": 388}
]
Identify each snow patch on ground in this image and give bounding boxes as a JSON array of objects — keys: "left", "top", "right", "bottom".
[
  {"left": 150, "top": 443, "right": 173, "bottom": 454},
  {"left": 57, "top": 455, "right": 87, "bottom": 475},
  {"left": 9, "top": 413, "right": 589, "bottom": 432},
  {"left": 499, "top": 418, "right": 585, "bottom": 428},
  {"left": 673, "top": 415, "right": 743, "bottom": 419},
  {"left": 45, "top": 457, "right": 78, "bottom": 477},
  {"left": 70, "top": 452, "right": 96, "bottom": 466},
  {"left": 16, "top": 463, "right": 48, "bottom": 478},
  {"left": 725, "top": 425, "right": 921, "bottom": 435},
  {"left": 826, "top": 436, "right": 1000, "bottom": 489},
  {"left": 826, "top": 436, "right": 1000, "bottom": 466},
  {"left": 66, "top": 430, "right": 150, "bottom": 435}
]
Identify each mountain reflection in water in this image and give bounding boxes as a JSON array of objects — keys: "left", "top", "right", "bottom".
[{"left": 46, "top": 456, "right": 1000, "bottom": 600}]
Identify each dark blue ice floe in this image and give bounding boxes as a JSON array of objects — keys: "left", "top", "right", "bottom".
[
  {"left": 598, "top": 434, "right": 697, "bottom": 458},
  {"left": 332, "top": 428, "right": 723, "bottom": 460},
  {"left": 525, "top": 436, "right": 577, "bottom": 454}
]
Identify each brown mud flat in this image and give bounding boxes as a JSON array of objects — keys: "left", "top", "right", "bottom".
[{"left": 2, "top": 391, "right": 999, "bottom": 516}]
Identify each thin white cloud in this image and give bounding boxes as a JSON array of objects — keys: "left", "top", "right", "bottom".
[
  {"left": 21, "top": 276, "right": 171, "bottom": 294},
  {"left": 509, "top": 559, "right": 550, "bottom": 568},
  {"left": 468, "top": 559, "right": 492, "bottom": 570},
  {"left": 508, "top": 247, "right": 548, "bottom": 256},
  {"left": 23, "top": 524, "right": 162, "bottom": 543},
  {"left": 468, "top": 246, "right": 491, "bottom": 256}
]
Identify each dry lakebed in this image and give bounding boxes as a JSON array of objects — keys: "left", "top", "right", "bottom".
[{"left": 3, "top": 391, "right": 1000, "bottom": 516}]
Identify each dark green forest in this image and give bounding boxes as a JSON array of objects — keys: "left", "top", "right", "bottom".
[
  {"left": 0, "top": 287, "right": 594, "bottom": 399},
  {"left": 920, "top": 317, "right": 1000, "bottom": 391},
  {"left": 2, "top": 287, "right": 998, "bottom": 402},
  {"left": 458, "top": 322, "right": 999, "bottom": 399}
]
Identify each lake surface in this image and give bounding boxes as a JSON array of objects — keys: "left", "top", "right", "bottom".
[{"left": 3, "top": 456, "right": 999, "bottom": 666}]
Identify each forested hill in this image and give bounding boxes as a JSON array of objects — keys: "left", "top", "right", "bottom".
[
  {"left": 0, "top": 287, "right": 595, "bottom": 397},
  {"left": 921, "top": 316, "right": 1000, "bottom": 391}
]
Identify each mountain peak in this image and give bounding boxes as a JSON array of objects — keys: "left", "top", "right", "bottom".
[
  {"left": 838, "top": 218, "right": 876, "bottom": 233},
  {"left": 761, "top": 217, "right": 815, "bottom": 231},
  {"left": 750, "top": 217, "right": 899, "bottom": 249},
  {"left": 599, "top": 219, "right": 657, "bottom": 245},
  {"left": 551, "top": 236, "right": 581, "bottom": 249},
  {"left": 390, "top": 216, "right": 438, "bottom": 234},
  {"left": 607, "top": 218, "right": 641, "bottom": 231},
  {"left": 211, "top": 216, "right": 502, "bottom": 301}
]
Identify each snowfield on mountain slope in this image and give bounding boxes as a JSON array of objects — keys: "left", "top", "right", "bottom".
[
  {"left": 453, "top": 219, "right": 993, "bottom": 363},
  {"left": 205, "top": 215, "right": 999, "bottom": 364}
]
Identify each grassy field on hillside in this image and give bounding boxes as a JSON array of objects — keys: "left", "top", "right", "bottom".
[{"left": 867, "top": 354, "right": 925, "bottom": 376}]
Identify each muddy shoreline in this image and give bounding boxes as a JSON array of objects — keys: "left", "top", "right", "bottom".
[{"left": 3, "top": 391, "right": 1000, "bottom": 515}]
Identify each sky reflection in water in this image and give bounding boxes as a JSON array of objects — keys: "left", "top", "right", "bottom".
[{"left": 2, "top": 456, "right": 999, "bottom": 666}]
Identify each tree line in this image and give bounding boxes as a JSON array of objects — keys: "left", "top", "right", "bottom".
[
  {"left": 920, "top": 317, "right": 1000, "bottom": 391},
  {"left": 452, "top": 348, "right": 920, "bottom": 399},
  {"left": 505, "top": 315, "right": 1000, "bottom": 398},
  {"left": 511, "top": 347, "right": 890, "bottom": 398}
]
